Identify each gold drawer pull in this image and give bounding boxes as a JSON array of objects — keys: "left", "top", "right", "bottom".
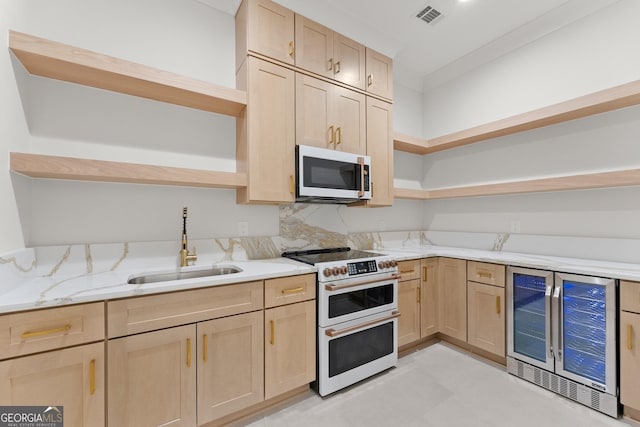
[
  {"left": 334, "top": 60, "right": 341, "bottom": 74},
  {"left": 417, "top": 287, "right": 421, "bottom": 304},
  {"left": 288, "top": 41, "right": 294, "bottom": 58},
  {"left": 400, "top": 269, "right": 415, "bottom": 274},
  {"left": 203, "top": 334, "right": 208, "bottom": 363},
  {"left": 328, "top": 58, "right": 333, "bottom": 71},
  {"left": 186, "top": 338, "right": 192, "bottom": 368},
  {"left": 89, "top": 359, "right": 96, "bottom": 396},
  {"left": 289, "top": 175, "right": 295, "bottom": 194},
  {"left": 367, "top": 74, "right": 373, "bottom": 87},
  {"left": 628, "top": 324, "right": 633, "bottom": 350},
  {"left": 282, "top": 286, "right": 304, "bottom": 295},
  {"left": 328, "top": 125, "right": 335, "bottom": 146},
  {"left": 496, "top": 296, "right": 501, "bottom": 315},
  {"left": 336, "top": 127, "right": 342, "bottom": 145},
  {"left": 478, "top": 271, "right": 493, "bottom": 278},
  {"left": 270, "top": 320, "right": 275, "bottom": 345},
  {"left": 422, "top": 266, "right": 427, "bottom": 282},
  {"left": 21, "top": 323, "right": 72, "bottom": 339}
]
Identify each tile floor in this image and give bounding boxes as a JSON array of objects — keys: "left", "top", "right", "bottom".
[{"left": 246, "top": 343, "right": 638, "bottom": 427}]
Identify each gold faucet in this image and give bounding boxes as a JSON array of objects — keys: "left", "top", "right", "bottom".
[{"left": 180, "top": 207, "right": 197, "bottom": 267}]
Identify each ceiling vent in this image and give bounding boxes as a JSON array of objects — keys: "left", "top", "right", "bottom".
[{"left": 416, "top": 5, "right": 443, "bottom": 24}]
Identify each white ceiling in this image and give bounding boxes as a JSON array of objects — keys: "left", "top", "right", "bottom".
[{"left": 197, "top": 0, "right": 619, "bottom": 91}]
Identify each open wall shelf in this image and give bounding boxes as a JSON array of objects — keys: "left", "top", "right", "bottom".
[
  {"left": 9, "top": 30, "right": 247, "bottom": 117},
  {"left": 394, "top": 168, "right": 640, "bottom": 200},
  {"left": 394, "top": 79, "right": 640, "bottom": 155},
  {"left": 11, "top": 153, "right": 247, "bottom": 189}
]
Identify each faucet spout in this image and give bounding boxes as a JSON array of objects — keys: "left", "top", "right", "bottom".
[{"left": 179, "top": 207, "right": 198, "bottom": 267}]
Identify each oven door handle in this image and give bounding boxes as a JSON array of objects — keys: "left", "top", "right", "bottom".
[
  {"left": 324, "top": 274, "right": 401, "bottom": 291},
  {"left": 325, "top": 311, "right": 401, "bottom": 338}
]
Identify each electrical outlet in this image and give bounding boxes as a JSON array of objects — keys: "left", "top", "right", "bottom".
[
  {"left": 238, "top": 221, "right": 249, "bottom": 236},
  {"left": 510, "top": 220, "right": 521, "bottom": 233}
]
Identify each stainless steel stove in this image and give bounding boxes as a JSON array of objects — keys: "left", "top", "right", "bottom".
[{"left": 283, "top": 247, "right": 400, "bottom": 396}]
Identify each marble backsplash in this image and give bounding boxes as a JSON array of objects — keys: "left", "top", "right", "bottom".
[{"left": 1, "top": 203, "right": 639, "bottom": 290}]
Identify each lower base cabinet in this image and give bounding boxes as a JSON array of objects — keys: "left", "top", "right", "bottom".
[
  {"left": 467, "top": 281, "right": 505, "bottom": 357},
  {"left": 620, "top": 280, "right": 640, "bottom": 416},
  {"left": 398, "top": 278, "right": 421, "bottom": 347},
  {"left": 264, "top": 300, "right": 316, "bottom": 399},
  {"left": 0, "top": 342, "right": 105, "bottom": 427},
  {"left": 438, "top": 258, "right": 467, "bottom": 342}
]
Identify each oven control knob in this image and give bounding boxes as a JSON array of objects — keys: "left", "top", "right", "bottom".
[
  {"left": 390, "top": 260, "right": 397, "bottom": 267},
  {"left": 331, "top": 267, "right": 340, "bottom": 276},
  {"left": 378, "top": 261, "right": 386, "bottom": 269},
  {"left": 340, "top": 266, "right": 348, "bottom": 275},
  {"left": 323, "top": 268, "right": 332, "bottom": 277}
]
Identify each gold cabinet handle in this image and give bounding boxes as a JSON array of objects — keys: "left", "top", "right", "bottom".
[
  {"left": 496, "top": 296, "right": 501, "bottom": 315},
  {"left": 334, "top": 60, "right": 341, "bottom": 74},
  {"left": 328, "top": 58, "right": 333, "bottom": 71},
  {"left": 628, "top": 324, "right": 633, "bottom": 350},
  {"left": 270, "top": 320, "right": 275, "bottom": 345},
  {"left": 400, "top": 269, "right": 415, "bottom": 275},
  {"left": 89, "top": 359, "right": 96, "bottom": 396},
  {"left": 203, "top": 334, "right": 208, "bottom": 363},
  {"left": 478, "top": 271, "right": 492, "bottom": 278},
  {"left": 336, "top": 127, "right": 342, "bottom": 145},
  {"left": 328, "top": 125, "right": 334, "bottom": 146},
  {"left": 186, "top": 338, "right": 192, "bottom": 368},
  {"left": 368, "top": 74, "right": 373, "bottom": 86},
  {"left": 417, "top": 287, "right": 421, "bottom": 304},
  {"left": 21, "top": 323, "right": 72, "bottom": 339},
  {"left": 289, "top": 175, "right": 294, "bottom": 194},
  {"left": 422, "top": 266, "right": 427, "bottom": 282},
  {"left": 281, "top": 286, "right": 304, "bottom": 295},
  {"left": 288, "top": 41, "right": 294, "bottom": 58}
]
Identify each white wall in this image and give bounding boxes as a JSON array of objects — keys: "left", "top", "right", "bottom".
[
  {"left": 420, "top": 0, "right": 640, "bottom": 241},
  {"left": 1, "top": 0, "right": 423, "bottom": 250}
]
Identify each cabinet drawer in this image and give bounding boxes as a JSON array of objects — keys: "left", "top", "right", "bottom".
[
  {"left": 0, "top": 302, "right": 104, "bottom": 360},
  {"left": 397, "top": 259, "right": 421, "bottom": 282},
  {"left": 108, "top": 281, "right": 263, "bottom": 338},
  {"left": 467, "top": 261, "right": 505, "bottom": 287},
  {"left": 265, "top": 274, "right": 316, "bottom": 308},
  {"left": 621, "top": 280, "right": 640, "bottom": 314}
]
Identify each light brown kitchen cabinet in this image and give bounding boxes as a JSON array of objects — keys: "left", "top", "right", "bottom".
[
  {"left": 466, "top": 261, "right": 505, "bottom": 357},
  {"left": 294, "top": 15, "right": 366, "bottom": 90},
  {"left": 420, "top": 258, "right": 439, "bottom": 337},
  {"left": 108, "top": 325, "right": 197, "bottom": 427},
  {"left": 438, "top": 258, "right": 467, "bottom": 342},
  {"left": 235, "top": 0, "right": 295, "bottom": 70},
  {"left": 366, "top": 97, "right": 394, "bottom": 206},
  {"left": 0, "top": 342, "right": 104, "bottom": 427},
  {"left": 398, "top": 277, "right": 421, "bottom": 347},
  {"left": 296, "top": 74, "right": 366, "bottom": 154},
  {"left": 264, "top": 300, "right": 316, "bottom": 399},
  {"left": 620, "top": 280, "right": 640, "bottom": 417},
  {"left": 365, "top": 48, "right": 393, "bottom": 100},
  {"left": 197, "top": 311, "right": 264, "bottom": 424},
  {"left": 237, "top": 56, "right": 296, "bottom": 203}
]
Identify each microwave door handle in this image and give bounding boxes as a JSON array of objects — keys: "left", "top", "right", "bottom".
[
  {"left": 552, "top": 284, "right": 562, "bottom": 363},
  {"left": 357, "top": 156, "right": 365, "bottom": 198}
]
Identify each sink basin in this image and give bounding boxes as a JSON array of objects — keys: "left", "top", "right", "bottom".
[{"left": 127, "top": 266, "right": 242, "bottom": 285}]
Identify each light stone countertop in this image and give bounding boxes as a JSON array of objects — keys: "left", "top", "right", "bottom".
[
  {"left": 0, "top": 258, "right": 316, "bottom": 314},
  {"left": 379, "top": 245, "right": 640, "bottom": 282}
]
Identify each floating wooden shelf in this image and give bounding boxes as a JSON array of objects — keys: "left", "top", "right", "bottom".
[
  {"left": 9, "top": 30, "right": 247, "bottom": 117},
  {"left": 394, "top": 79, "right": 640, "bottom": 155},
  {"left": 11, "top": 153, "right": 247, "bottom": 189},
  {"left": 394, "top": 168, "right": 640, "bottom": 200}
]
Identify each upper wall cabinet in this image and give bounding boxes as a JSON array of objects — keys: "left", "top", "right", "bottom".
[
  {"left": 235, "top": 0, "right": 295, "bottom": 71},
  {"left": 366, "top": 48, "right": 393, "bottom": 100},
  {"left": 295, "top": 15, "right": 367, "bottom": 90}
]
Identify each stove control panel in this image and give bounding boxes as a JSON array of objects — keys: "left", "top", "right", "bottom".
[{"left": 320, "top": 259, "right": 397, "bottom": 281}]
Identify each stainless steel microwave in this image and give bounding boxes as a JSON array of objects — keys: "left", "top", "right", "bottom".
[{"left": 296, "top": 145, "right": 371, "bottom": 204}]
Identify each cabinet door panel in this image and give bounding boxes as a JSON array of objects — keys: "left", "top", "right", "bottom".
[
  {"left": 0, "top": 342, "right": 104, "bottom": 427},
  {"left": 294, "top": 15, "right": 333, "bottom": 78},
  {"left": 108, "top": 325, "right": 196, "bottom": 427},
  {"left": 333, "top": 86, "right": 366, "bottom": 155},
  {"left": 365, "top": 48, "right": 393, "bottom": 99},
  {"left": 398, "top": 279, "right": 421, "bottom": 347},
  {"left": 365, "top": 97, "right": 393, "bottom": 206},
  {"left": 467, "top": 282, "right": 505, "bottom": 357},
  {"left": 333, "top": 33, "right": 366, "bottom": 90},
  {"left": 197, "top": 312, "right": 264, "bottom": 423},
  {"left": 264, "top": 301, "right": 315, "bottom": 399},
  {"left": 439, "top": 258, "right": 467, "bottom": 342},
  {"left": 421, "top": 259, "right": 439, "bottom": 337},
  {"left": 621, "top": 311, "right": 640, "bottom": 409},
  {"left": 295, "top": 74, "right": 333, "bottom": 149},
  {"left": 247, "top": 0, "right": 295, "bottom": 65}
]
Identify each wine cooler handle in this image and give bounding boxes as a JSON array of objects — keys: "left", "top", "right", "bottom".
[
  {"left": 545, "top": 283, "right": 553, "bottom": 359},
  {"left": 552, "top": 285, "right": 562, "bottom": 363}
]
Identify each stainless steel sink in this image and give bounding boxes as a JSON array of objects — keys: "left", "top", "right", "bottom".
[{"left": 127, "top": 266, "right": 242, "bottom": 285}]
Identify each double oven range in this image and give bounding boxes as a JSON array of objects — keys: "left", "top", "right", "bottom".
[{"left": 283, "top": 247, "right": 400, "bottom": 396}]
